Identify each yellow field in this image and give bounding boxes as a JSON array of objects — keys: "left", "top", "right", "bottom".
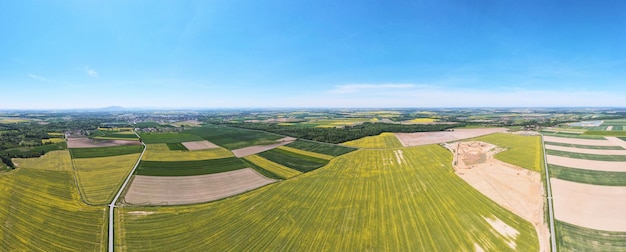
[
  {"left": 142, "top": 144, "right": 233, "bottom": 161},
  {"left": 342, "top": 132, "right": 403, "bottom": 149},
  {"left": 277, "top": 146, "right": 334, "bottom": 160},
  {"left": 244, "top": 155, "right": 302, "bottom": 179},
  {"left": 408, "top": 118, "right": 436, "bottom": 123},
  {"left": 47, "top": 132, "right": 65, "bottom": 136},
  {"left": 97, "top": 127, "right": 134, "bottom": 131},
  {"left": 72, "top": 153, "right": 141, "bottom": 205},
  {"left": 12, "top": 150, "right": 72, "bottom": 171},
  {"left": 42, "top": 138, "right": 66, "bottom": 144}
]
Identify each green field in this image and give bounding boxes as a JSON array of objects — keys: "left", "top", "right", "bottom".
[
  {"left": 0, "top": 169, "right": 107, "bottom": 251},
  {"left": 134, "top": 122, "right": 163, "bottom": 128},
  {"left": 556, "top": 220, "right": 626, "bottom": 251},
  {"left": 94, "top": 132, "right": 139, "bottom": 140},
  {"left": 278, "top": 146, "right": 333, "bottom": 160},
  {"left": 583, "top": 130, "right": 626, "bottom": 136},
  {"left": 142, "top": 144, "right": 233, "bottom": 161},
  {"left": 139, "top": 132, "right": 204, "bottom": 144},
  {"left": 13, "top": 150, "right": 72, "bottom": 171},
  {"left": 116, "top": 145, "right": 538, "bottom": 251},
  {"left": 549, "top": 164, "right": 626, "bottom": 186},
  {"left": 257, "top": 148, "right": 328, "bottom": 173},
  {"left": 472, "top": 133, "right": 543, "bottom": 172},
  {"left": 135, "top": 157, "right": 248, "bottom": 176},
  {"left": 546, "top": 149, "right": 626, "bottom": 161},
  {"left": 544, "top": 141, "right": 624, "bottom": 150},
  {"left": 244, "top": 155, "right": 302, "bottom": 179},
  {"left": 73, "top": 153, "right": 142, "bottom": 204},
  {"left": 285, "top": 139, "right": 356, "bottom": 156},
  {"left": 69, "top": 145, "right": 143, "bottom": 159},
  {"left": 2, "top": 142, "right": 67, "bottom": 156},
  {"left": 166, "top": 142, "right": 188, "bottom": 151},
  {"left": 183, "top": 125, "right": 283, "bottom": 150},
  {"left": 541, "top": 132, "right": 605, "bottom": 139},
  {"left": 342, "top": 132, "right": 403, "bottom": 149}
]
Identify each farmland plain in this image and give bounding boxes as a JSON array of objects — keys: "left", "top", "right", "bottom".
[
  {"left": 243, "top": 154, "right": 302, "bottom": 179},
  {"left": 116, "top": 145, "right": 538, "bottom": 251},
  {"left": 257, "top": 148, "right": 328, "bottom": 173},
  {"left": 70, "top": 145, "right": 143, "bottom": 159},
  {"left": 12, "top": 150, "right": 72, "bottom": 171},
  {"left": 472, "top": 133, "right": 543, "bottom": 172},
  {"left": 135, "top": 157, "right": 247, "bottom": 176},
  {"left": 549, "top": 164, "right": 626, "bottom": 186},
  {"left": 342, "top": 132, "right": 403, "bottom": 149},
  {"left": 142, "top": 144, "right": 233, "bottom": 161},
  {"left": 183, "top": 125, "right": 283, "bottom": 150},
  {"left": 285, "top": 139, "right": 356, "bottom": 156}
]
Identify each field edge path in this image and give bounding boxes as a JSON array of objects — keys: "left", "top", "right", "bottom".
[
  {"left": 109, "top": 133, "right": 146, "bottom": 252},
  {"left": 541, "top": 135, "right": 558, "bottom": 252}
]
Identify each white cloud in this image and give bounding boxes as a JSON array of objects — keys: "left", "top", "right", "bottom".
[
  {"left": 329, "top": 83, "right": 420, "bottom": 94},
  {"left": 85, "top": 67, "right": 98, "bottom": 78}
]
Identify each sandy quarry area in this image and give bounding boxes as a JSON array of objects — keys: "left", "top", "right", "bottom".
[
  {"left": 181, "top": 140, "right": 220, "bottom": 151},
  {"left": 545, "top": 144, "right": 626, "bottom": 155},
  {"left": 551, "top": 178, "right": 626, "bottom": 232},
  {"left": 232, "top": 137, "right": 297, "bottom": 158},
  {"left": 543, "top": 136, "right": 616, "bottom": 146},
  {"left": 66, "top": 137, "right": 141, "bottom": 148},
  {"left": 445, "top": 141, "right": 549, "bottom": 252},
  {"left": 395, "top": 128, "right": 507, "bottom": 147},
  {"left": 546, "top": 155, "right": 626, "bottom": 172},
  {"left": 123, "top": 168, "right": 276, "bottom": 205}
]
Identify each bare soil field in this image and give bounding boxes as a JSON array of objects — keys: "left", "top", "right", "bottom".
[
  {"left": 123, "top": 168, "right": 276, "bottom": 205},
  {"left": 232, "top": 137, "right": 297, "bottom": 158},
  {"left": 551, "top": 178, "right": 626, "bottom": 232},
  {"left": 607, "top": 126, "right": 614, "bottom": 131},
  {"left": 395, "top": 128, "right": 506, "bottom": 147},
  {"left": 545, "top": 144, "right": 626, "bottom": 155},
  {"left": 181, "top": 140, "right": 220, "bottom": 150},
  {"left": 446, "top": 141, "right": 549, "bottom": 251},
  {"left": 605, "top": 137, "right": 626, "bottom": 149},
  {"left": 543, "top": 136, "right": 615, "bottom": 146},
  {"left": 66, "top": 137, "right": 141, "bottom": 148},
  {"left": 547, "top": 155, "right": 626, "bottom": 172}
]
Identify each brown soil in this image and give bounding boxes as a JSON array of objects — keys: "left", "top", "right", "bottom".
[
  {"left": 231, "top": 137, "right": 297, "bottom": 158},
  {"left": 543, "top": 136, "right": 615, "bottom": 146},
  {"left": 605, "top": 137, "right": 626, "bottom": 149},
  {"left": 123, "top": 168, "right": 276, "bottom": 205},
  {"left": 445, "top": 141, "right": 549, "bottom": 252},
  {"left": 66, "top": 137, "right": 141, "bottom": 148},
  {"left": 545, "top": 144, "right": 626, "bottom": 155},
  {"left": 547, "top": 155, "right": 626, "bottom": 172},
  {"left": 551, "top": 178, "right": 626, "bottom": 231},
  {"left": 395, "top": 128, "right": 507, "bottom": 147},
  {"left": 181, "top": 140, "right": 220, "bottom": 151}
]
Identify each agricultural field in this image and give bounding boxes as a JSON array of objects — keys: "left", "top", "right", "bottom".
[
  {"left": 12, "top": 150, "right": 71, "bottom": 171},
  {"left": 555, "top": 221, "right": 626, "bottom": 252},
  {"left": 230, "top": 137, "right": 295, "bottom": 157},
  {"left": 165, "top": 142, "right": 188, "bottom": 151},
  {"left": 549, "top": 164, "right": 626, "bottom": 186},
  {"left": 544, "top": 141, "right": 625, "bottom": 150},
  {"left": 142, "top": 144, "right": 233, "bottom": 161},
  {"left": 135, "top": 157, "right": 247, "bottom": 176},
  {"left": 405, "top": 118, "right": 437, "bottom": 123},
  {"left": 546, "top": 149, "right": 626, "bottom": 161},
  {"left": 42, "top": 138, "right": 66, "bottom": 144},
  {"left": 139, "top": 132, "right": 204, "bottom": 144},
  {"left": 257, "top": 148, "right": 328, "bottom": 173},
  {"left": 342, "top": 132, "right": 403, "bottom": 149},
  {"left": 181, "top": 140, "right": 220, "bottom": 150},
  {"left": 243, "top": 155, "right": 302, "bottom": 179},
  {"left": 123, "top": 168, "right": 276, "bottom": 205},
  {"left": 0, "top": 169, "right": 107, "bottom": 251},
  {"left": 277, "top": 146, "right": 333, "bottom": 160},
  {"left": 395, "top": 128, "right": 507, "bottom": 146},
  {"left": 72, "top": 153, "right": 142, "bottom": 205},
  {"left": 69, "top": 145, "right": 143, "bottom": 159},
  {"left": 116, "top": 145, "right": 538, "bottom": 251},
  {"left": 285, "top": 139, "right": 356, "bottom": 156},
  {"left": 93, "top": 131, "right": 139, "bottom": 140},
  {"left": 472, "top": 133, "right": 543, "bottom": 172},
  {"left": 183, "top": 125, "right": 284, "bottom": 150}
]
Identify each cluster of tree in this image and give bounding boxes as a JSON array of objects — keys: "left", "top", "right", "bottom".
[{"left": 222, "top": 122, "right": 459, "bottom": 144}]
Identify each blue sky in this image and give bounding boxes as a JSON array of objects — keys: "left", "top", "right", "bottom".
[{"left": 1, "top": 0, "right": 626, "bottom": 109}]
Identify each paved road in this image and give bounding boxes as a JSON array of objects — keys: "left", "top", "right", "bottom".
[
  {"left": 108, "top": 135, "right": 146, "bottom": 252},
  {"left": 541, "top": 135, "right": 558, "bottom": 252}
]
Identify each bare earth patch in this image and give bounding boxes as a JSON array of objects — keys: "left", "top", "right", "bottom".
[
  {"left": 181, "top": 140, "right": 220, "bottom": 151},
  {"left": 232, "top": 137, "right": 297, "bottom": 158},
  {"left": 547, "top": 155, "right": 626, "bottom": 172},
  {"left": 543, "top": 136, "right": 615, "bottom": 146},
  {"left": 123, "top": 168, "right": 276, "bottom": 205},
  {"left": 446, "top": 141, "right": 549, "bottom": 252},
  {"left": 605, "top": 137, "right": 626, "bottom": 149},
  {"left": 395, "top": 128, "right": 507, "bottom": 147},
  {"left": 607, "top": 126, "right": 614, "bottom": 131},
  {"left": 545, "top": 144, "right": 626, "bottom": 155},
  {"left": 551, "top": 178, "right": 626, "bottom": 232},
  {"left": 66, "top": 137, "right": 141, "bottom": 148}
]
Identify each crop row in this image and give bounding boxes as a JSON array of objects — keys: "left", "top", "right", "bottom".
[
  {"left": 166, "top": 143, "right": 188, "bottom": 151},
  {"left": 70, "top": 145, "right": 143, "bottom": 159},
  {"left": 135, "top": 157, "right": 247, "bottom": 176},
  {"left": 341, "top": 132, "right": 403, "bottom": 149},
  {"left": 117, "top": 145, "right": 538, "bottom": 251},
  {"left": 544, "top": 141, "right": 624, "bottom": 150},
  {"left": 285, "top": 139, "right": 356, "bottom": 156},
  {"left": 257, "top": 148, "right": 328, "bottom": 173},
  {"left": 139, "top": 132, "right": 204, "bottom": 144},
  {"left": 142, "top": 144, "right": 233, "bottom": 161},
  {"left": 549, "top": 164, "right": 626, "bottom": 186},
  {"left": 183, "top": 125, "right": 283, "bottom": 150},
  {"left": 473, "top": 133, "right": 543, "bottom": 172},
  {"left": 546, "top": 149, "right": 626, "bottom": 161},
  {"left": 555, "top": 220, "right": 626, "bottom": 251},
  {"left": 243, "top": 155, "right": 302, "bottom": 179}
]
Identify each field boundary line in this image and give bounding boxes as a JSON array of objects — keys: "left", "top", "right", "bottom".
[
  {"left": 109, "top": 132, "right": 146, "bottom": 252},
  {"left": 541, "top": 135, "right": 558, "bottom": 252}
]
